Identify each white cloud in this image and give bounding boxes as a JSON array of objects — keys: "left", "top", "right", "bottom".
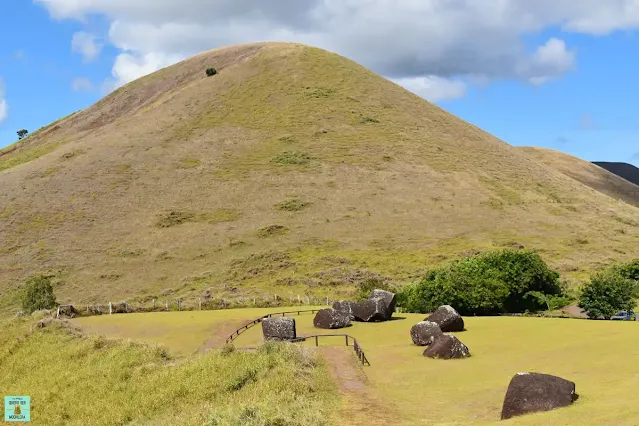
[
  {"left": 71, "top": 77, "right": 95, "bottom": 92},
  {"left": 71, "top": 31, "right": 102, "bottom": 62},
  {"left": 0, "top": 79, "right": 7, "bottom": 124},
  {"left": 393, "top": 76, "right": 467, "bottom": 102},
  {"left": 579, "top": 113, "right": 597, "bottom": 130},
  {"left": 35, "top": 1, "right": 639, "bottom": 100}
]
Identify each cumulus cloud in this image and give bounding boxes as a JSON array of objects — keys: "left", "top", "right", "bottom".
[
  {"left": 71, "top": 77, "right": 95, "bottom": 92},
  {"left": 579, "top": 114, "right": 597, "bottom": 130},
  {"left": 393, "top": 76, "right": 467, "bottom": 102},
  {"left": 35, "top": 1, "right": 639, "bottom": 100},
  {"left": 0, "top": 79, "right": 7, "bottom": 124},
  {"left": 71, "top": 31, "right": 102, "bottom": 62}
]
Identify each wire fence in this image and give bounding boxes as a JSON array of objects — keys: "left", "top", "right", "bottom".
[
  {"left": 223, "top": 309, "right": 371, "bottom": 366},
  {"left": 55, "top": 294, "right": 336, "bottom": 318}
]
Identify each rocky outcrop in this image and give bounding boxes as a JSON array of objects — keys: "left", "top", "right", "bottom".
[
  {"left": 426, "top": 305, "right": 464, "bottom": 332},
  {"left": 313, "top": 308, "right": 351, "bottom": 329},
  {"left": 262, "top": 317, "right": 296, "bottom": 341},
  {"left": 410, "top": 321, "right": 443, "bottom": 346},
  {"left": 501, "top": 372, "right": 579, "bottom": 420},
  {"left": 423, "top": 334, "right": 470, "bottom": 359}
]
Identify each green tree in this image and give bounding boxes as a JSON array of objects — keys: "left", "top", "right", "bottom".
[
  {"left": 17, "top": 129, "right": 28, "bottom": 139},
  {"left": 578, "top": 271, "right": 637, "bottom": 319},
  {"left": 397, "top": 249, "right": 564, "bottom": 315},
  {"left": 21, "top": 275, "right": 58, "bottom": 314}
]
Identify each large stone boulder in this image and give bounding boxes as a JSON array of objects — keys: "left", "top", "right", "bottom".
[
  {"left": 501, "top": 372, "right": 579, "bottom": 420},
  {"left": 426, "top": 305, "right": 464, "bottom": 332},
  {"left": 368, "top": 289, "right": 396, "bottom": 320},
  {"left": 350, "top": 298, "right": 389, "bottom": 322},
  {"left": 332, "top": 300, "right": 355, "bottom": 320},
  {"left": 262, "top": 317, "right": 296, "bottom": 341},
  {"left": 313, "top": 308, "right": 351, "bottom": 329},
  {"left": 423, "top": 334, "right": 470, "bottom": 359},
  {"left": 410, "top": 321, "right": 443, "bottom": 346}
]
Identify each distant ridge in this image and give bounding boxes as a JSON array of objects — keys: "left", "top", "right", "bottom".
[{"left": 592, "top": 162, "right": 639, "bottom": 187}]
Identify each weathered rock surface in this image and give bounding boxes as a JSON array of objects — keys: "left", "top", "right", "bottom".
[
  {"left": 58, "top": 305, "right": 78, "bottom": 318},
  {"left": 423, "top": 334, "right": 470, "bottom": 359},
  {"left": 350, "top": 298, "right": 389, "bottom": 322},
  {"left": 368, "top": 289, "right": 396, "bottom": 320},
  {"left": 262, "top": 317, "right": 296, "bottom": 341},
  {"left": 410, "top": 321, "right": 443, "bottom": 346},
  {"left": 332, "top": 300, "right": 355, "bottom": 320},
  {"left": 501, "top": 372, "right": 579, "bottom": 420},
  {"left": 426, "top": 305, "right": 464, "bottom": 332},
  {"left": 313, "top": 308, "right": 351, "bottom": 329}
]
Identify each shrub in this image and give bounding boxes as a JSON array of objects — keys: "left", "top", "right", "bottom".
[
  {"left": 613, "top": 259, "right": 639, "bottom": 281},
  {"left": 271, "top": 151, "right": 312, "bottom": 165},
  {"left": 355, "top": 277, "right": 396, "bottom": 301},
  {"left": 578, "top": 271, "right": 637, "bottom": 319},
  {"left": 274, "top": 199, "right": 311, "bottom": 212},
  {"left": 257, "top": 224, "right": 289, "bottom": 238},
  {"left": 21, "top": 275, "right": 58, "bottom": 314},
  {"left": 397, "top": 250, "right": 563, "bottom": 315},
  {"left": 156, "top": 211, "right": 195, "bottom": 228},
  {"left": 206, "top": 67, "right": 217, "bottom": 76}
]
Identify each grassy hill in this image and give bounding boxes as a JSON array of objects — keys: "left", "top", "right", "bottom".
[{"left": 2, "top": 42, "right": 639, "bottom": 313}]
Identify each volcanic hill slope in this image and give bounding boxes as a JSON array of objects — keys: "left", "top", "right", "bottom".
[{"left": 1, "top": 42, "right": 639, "bottom": 312}]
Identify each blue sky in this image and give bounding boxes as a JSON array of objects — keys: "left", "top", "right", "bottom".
[{"left": 0, "top": 1, "right": 638, "bottom": 166}]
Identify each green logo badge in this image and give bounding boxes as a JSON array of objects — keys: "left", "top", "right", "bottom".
[{"left": 4, "top": 396, "right": 30, "bottom": 422}]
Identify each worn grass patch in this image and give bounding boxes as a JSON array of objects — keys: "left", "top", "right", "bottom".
[{"left": 2, "top": 314, "right": 338, "bottom": 426}]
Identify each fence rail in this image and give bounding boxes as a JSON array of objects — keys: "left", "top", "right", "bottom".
[
  {"left": 224, "top": 310, "right": 371, "bottom": 366},
  {"left": 225, "top": 309, "right": 321, "bottom": 344},
  {"left": 302, "top": 334, "right": 371, "bottom": 366}
]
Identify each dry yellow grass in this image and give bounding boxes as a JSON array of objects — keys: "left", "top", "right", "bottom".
[{"left": 1, "top": 42, "right": 639, "bottom": 314}]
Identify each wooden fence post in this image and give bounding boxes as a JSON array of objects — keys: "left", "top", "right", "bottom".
[
  {"left": 199, "top": 298, "right": 202, "bottom": 310},
  {"left": 152, "top": 299, "right": 156, "bottom": 309},
  {"left": 165, "top": 301, "right": 169, "bottom": 311},
  {"left": 326, "top": 296, "right": 329, "bottom": 305},
  {"left": 109, "top": 302, "right": 113, "bottom": 315}
]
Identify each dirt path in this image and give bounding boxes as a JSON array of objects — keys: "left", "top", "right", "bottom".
[
  {"left": 195, "top": 319, "right": 253, "bottom": 354},
  {"left": 320, "top": 347, "right": 398, "bottom": 426}
]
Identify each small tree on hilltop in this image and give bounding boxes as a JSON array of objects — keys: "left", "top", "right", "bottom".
[
  {"left": 17, "top": 129, "right": 28, "bottom": 140},
  {"left": 21, "top": 275, "right": 58, "bottom": 314},
  {"left": 578, "top": 271, "right": 637, "bottom": 319}
]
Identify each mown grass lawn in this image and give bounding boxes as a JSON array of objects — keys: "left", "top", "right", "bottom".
[
  {"left": 73, "top": 308, "right": 639, "bottom": 425},
  {"left": 235, "top": 312, "right": 639, "bottom": 426}
]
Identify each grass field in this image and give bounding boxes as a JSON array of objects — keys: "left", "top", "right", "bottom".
[
  {"left": 1, "top": 312, "right": 339, "bottom": 425},
  {"left": 73, "top": 308, "right": 639, "bottom": 425},
  {"left": 74, "top": 306, "right": 327, "bottom": 356}
]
